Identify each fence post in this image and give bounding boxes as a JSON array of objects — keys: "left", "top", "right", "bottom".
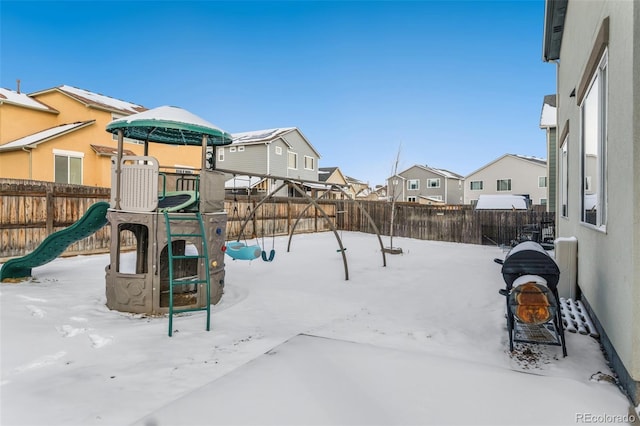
[{"left": 46, "top": 186, "right": 54, "bottom": 235}]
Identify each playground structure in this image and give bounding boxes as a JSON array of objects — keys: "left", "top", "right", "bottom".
[
  {"left": 0, "top": 201, "right": 110, "bottom": 281},
  {"left": 1, "top": 105, "right": 388, "bottom": 335},
  {"left": 103, "top": 106, "right": 232, "bottom": 335},
  {"left": 217, "top": 168, "right": 387, "bottom": 280}
]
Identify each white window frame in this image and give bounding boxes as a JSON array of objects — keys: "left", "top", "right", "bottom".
[
  {"left": 538, "top": 176, "right": 548, "bottom": 188},
  {"left": 288, "top": 151, "right": 298, "bottom": 170},
  {"left": 238, "top": 146, "right": 245, "bottom": 152},
  {"left": 275, "top": 146, "right": 282, "bottom": 155},
  {"left": 218, "top": 147, "right": 224, "bottom": 162},
  {"left": 407, "top": 196, "right": 417, "bottom": 202},
  {"left": 53, "top": 149, "right": 84, "bottom": 185},
  {"left": 304, "top": 155, "right": 315, "bottom": 171},
  {"left": 230, "top": 146, "right": 236, "bottom": 153},
  {"left": 580, "top": 49, "right": 607, "bottom": 229},
  {"left": 407, "top": 179, "right": 419, "bottom": 190},
  {"left": 470, "top": 181, "right": 483, "bottom": 191},
  {"left": 560, "top": 136, "right": 568, "bottom": 218},
  {"left": 496, "top": 179, "right": 511, "bottom": 192},
  {"left": 427, "top": 178, "right": 440, "bottom": 188}
]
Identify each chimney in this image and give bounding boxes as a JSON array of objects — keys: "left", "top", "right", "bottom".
[{"left": 16, "top": 79, "right": 21, "bottom": 94}]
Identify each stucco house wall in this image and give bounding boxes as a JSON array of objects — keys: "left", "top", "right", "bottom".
[
  {"left": 0, "top": 86, "right": 214, "bottom": 186},
  {"left": 545, "top": 0, "right": 639, "bottom": 403}
]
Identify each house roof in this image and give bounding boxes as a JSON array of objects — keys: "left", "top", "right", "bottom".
[
  {"left": 542, "top": 0, "right": 568, "bottom": 61},
  {"left": 231, "top": 127, "right": 321, "bottom": 158},
  {"left": 397, "top": 164, "right": 464, "bottom": 180},
  {"left": 29, "top": 85, "right": 147, "bottom": 115},
  {"left": 90, "top": 144, "right": 135, "bottom": 157},
  {"left": 465, "top": 154, "right": 547, "bottom": 178},
  {"left": 540, "top": 94, "right": 557, "bottom": 128},
  {"left": 0, "top": 88, "right": 57, "bottom": 112},
  {"left": 0, "top": 121, "right": 95, "bottom": 151},
  {"left": 318, "top": 167, "right": 338, "bottom": 182}
]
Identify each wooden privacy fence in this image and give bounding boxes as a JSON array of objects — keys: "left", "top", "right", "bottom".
[
  {"left": 1, "top": 179, "right": 554, "bottom": 260},
  {"left": 337, "top": 200, "right": 554, "bottom": 246},
  {"left": 0, "top": 180, "right": 336, "bottom": 260},
  {"left": 0, "top": 179, "right": 112, "bottom": 259}
]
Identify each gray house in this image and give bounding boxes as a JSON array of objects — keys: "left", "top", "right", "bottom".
[
  {"left": 543, "top": 0, "right": 639, "bottom": 404},
  {"left": 215, "top": 127, "right": 321, "bottom": 196},
  {"left": 387, "top": 165, "right": 464, "bottom": 205},
  {"left": 540, "top": 94, "right": 557, "bottom": 213},
  {"left": 464, "top": 154, "right": 548, "bottom": 207}
]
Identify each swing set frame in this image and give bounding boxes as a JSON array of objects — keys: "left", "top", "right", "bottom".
[{"left": 218, "top": 168, "right": 387, "bottom": 280}]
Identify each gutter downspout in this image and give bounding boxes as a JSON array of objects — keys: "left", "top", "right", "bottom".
[
  {"left": 21, "top": 147, "right": 32, "bottom": 179},
  {"left": 550, "top": 58, "right": 560, "bottom": 221},
  {"left": 266, "top": 142, "right": 271, "bottom": 192}
]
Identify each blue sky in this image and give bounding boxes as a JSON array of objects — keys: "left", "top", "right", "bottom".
[{"left": 1, "top": 1, "right": 555, "bottom": 186}]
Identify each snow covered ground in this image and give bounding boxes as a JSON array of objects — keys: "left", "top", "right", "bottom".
[{"left": 0, "top": 232, "right": 635, "bottom": 425}]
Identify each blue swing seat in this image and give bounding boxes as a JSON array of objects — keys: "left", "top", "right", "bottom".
[
  {"left": 261, "top": 249, "right": 276, "bottom": 262},
  {"left": 225, "top": 242, "right": 262, "bottom": 261}
]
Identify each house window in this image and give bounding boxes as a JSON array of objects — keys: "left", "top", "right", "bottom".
[
  {"left": 407, "top": 196, "right": 417, "bottom": 202},
  {"left": 407, "top": 179, "right": 419, "bottom": 190},
  {"left": 218, "top": 148, "right": 224, "bottom": 162},
  {"left": 470, "top": 181, "right": 483, "bottom": 190},
  {"left": 238, "top": 146, "right": 245, "bottom": 152},
  {"left": 427, "top": 178, "right": 440, "bottom": 188},
  {"left": 496, "top": 179, "right": 511, "bottom": 191},
  {"left": 538, "top": 176, "right": 547, "bottom": 188},
  {"left": 54, "top": 149, "right": 83, "bottom": 184},
  {"left": 275, "top": 146, "right": 282, "bottom": 155},
  {"left": 581, "top": 49, "right": 607, "bottom": 228},
  {"left": 288, "top": 152, "right": 298, "bottom": 169},
  {"left": 560, "top": 136, "right": 568, "bottom": 217},
  {"left": 540, "top": 198, "right": 548, "bottom": 206},
  {"left": 304, "top": 156, "right": 315, "bottom": 171},
  {"left": 230, "top": 146, "right": 236, "bottom": 153}
]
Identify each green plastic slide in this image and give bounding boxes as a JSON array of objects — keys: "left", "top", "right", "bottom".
[{"left": 0, "top": 201, "right": 110, "bottom": 281}]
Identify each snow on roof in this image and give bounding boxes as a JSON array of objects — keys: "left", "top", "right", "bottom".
[
  {"left": 398, "top": 164, "right": 463, "bottom": 180},
  {"left": 231, "top": 127, "right": 296, "bottom": 144},
  {"left": 0, "top": 121, "right": 94, "bottom": 151},
  {"left": 432, "top": 168, "right": 464, "bottom": 179},
  {"left": 474, "top": 194, "right": 528, "bottom": 210},
  {"left": 0, "top": 88, "right": 54, "bottom": 111},
  {"left": 57, "top": 85, "right": 146, "bottom": 115},
  {"left": 514, "top": 154, "right": 547, "bottom": 165},
  {"left": 540, "top": 102, "right": 557, "bottom": 128}
]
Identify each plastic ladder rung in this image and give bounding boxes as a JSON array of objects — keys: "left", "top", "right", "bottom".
[
  {"left": 171, "top": 279, "right": 207, "bottom": 286},
  {"left": 171, "top": 255, "right": 205, "bottom": 260},
  {"left": 164, "top": 210, "right": 211, "bottom": 337}
]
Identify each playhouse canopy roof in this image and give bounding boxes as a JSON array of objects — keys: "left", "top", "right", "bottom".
[{"left": 106, "top": 105, "right": 232, "bottom": 146}]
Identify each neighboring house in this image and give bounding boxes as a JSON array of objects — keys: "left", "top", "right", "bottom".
[
  {"left": 543, "top": 0, "right": 639, "bottom": 404},
  {"left": 464, "top": 154, "right": 548, "bottom": 206},
  {"left": 0, "top": 85, "right": 205, "bottom": 186},
  {"left": 318, "top": 166, "right": 349, "bottom": 199},
  {"left": 386, "top": 165, "right": 464, "bottom": 205},
  {"left": 540, "top": 95, "right": 557, "bottom": 213},
  {"left": 216, "top": 127, "right": 321, "bottom": 197},
  {"left": 345, "top": 175, "right": 373, "bottom": 200},
  {"left": 373, "top": 185, "right": 387, "bottom": 200}
]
